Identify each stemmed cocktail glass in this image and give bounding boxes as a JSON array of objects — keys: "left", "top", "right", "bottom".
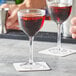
[
  {"left": 13, "top": 9, "right": 50, "bottom": 71},
  {"left": 40, "top": 0, "right": 73, "bottom": 56}
]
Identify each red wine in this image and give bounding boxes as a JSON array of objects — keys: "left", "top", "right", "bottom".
[
  {"left": 49, "top": 3, "right": 72, "bottom": 23},
  {"left": 21, "top": 14, "right": 45, "bottom": 36}
]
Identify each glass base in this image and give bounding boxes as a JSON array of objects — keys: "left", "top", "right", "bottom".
[
  {"left": 39, "top": 47, "right": 76, "bottom": 57},
  {"left": 13, "top": 62, "right": 50, "bottom": 72}
]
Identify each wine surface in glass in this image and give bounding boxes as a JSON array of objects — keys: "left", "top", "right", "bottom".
[
  {"left": 49, "top": 3, "right": 72, "bottom": 23},
  {"left": 21, "top": 14, "right": 45, "bottom": 36}
]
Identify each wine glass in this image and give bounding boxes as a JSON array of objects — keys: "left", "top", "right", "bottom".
[
  {"left": 39, "top": 0, "right": 73, "bottom": 56},
  {"left": 13, "top": 9, "right": 50, "bottom": 71}
]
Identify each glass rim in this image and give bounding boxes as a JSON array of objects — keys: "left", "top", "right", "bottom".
[
  {"left": 46, "top": 0, "right": 72, "bottom": 5},
  {"left": 18, "top": 9, "right": 45, "bottom": 16}
]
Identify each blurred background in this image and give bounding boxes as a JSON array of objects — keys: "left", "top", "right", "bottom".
[{"left": 0, "top": 0, "right": 76, "bottom": 37}]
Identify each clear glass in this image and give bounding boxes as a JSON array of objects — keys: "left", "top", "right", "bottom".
[
  {"left": 13, "top": 9, "right": 50, "bottom": 71},
  {"left": 0, "top": 0, "right": 9, "bottom": 34},
  {"left": 43, "top": 0, "right": 73, "bottom": 56}
]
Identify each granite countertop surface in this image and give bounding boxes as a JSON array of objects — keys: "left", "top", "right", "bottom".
[{"left": 0, "top": 38, "right": 76, "bottom": 76}]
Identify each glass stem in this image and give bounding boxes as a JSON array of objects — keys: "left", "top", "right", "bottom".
[
  {"left": 57, "top": 23, "right": 62, "bottom": 49},
  {"left": 29, "top": 36, "right": 34, "bottom": 64}
]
